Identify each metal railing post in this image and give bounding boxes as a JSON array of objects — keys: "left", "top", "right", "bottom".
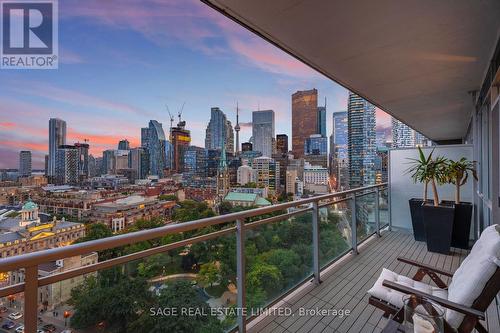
[
  {"left": 312, "top": 201, "right": 321, "bottom": 285},
  {"left": 350, "top": 196, "right": 358, "bottom": 255},
  {"left": 375, "top": 187, "right": 381, "bottom": 237},
  {"left": 24, "top": 265, "right": 38, "bottom": 333},
  {"left": 236, "top": 219, "right": 246, "bottom": 333}
]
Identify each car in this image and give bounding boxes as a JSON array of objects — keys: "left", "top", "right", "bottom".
[
  {"left": 2, "top": 320, "right": 16, "bottom": 329},
  {"left": 0, "top": 306, "right": 8, "bottom": 313},
  {"left": 41, "top": 324, "right": 56, "bottom": 332},
  {"left": 15, "top": 325, "right": 24, "bottom": 333},
  {"left": 8, "top": 312, "right": 22, "bottom": 320}
]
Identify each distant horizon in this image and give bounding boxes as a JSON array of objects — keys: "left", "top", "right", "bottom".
[{"left": 0, "top": 0, "right": 392, "bottom": 169}]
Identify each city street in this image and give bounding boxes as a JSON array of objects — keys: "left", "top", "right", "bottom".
[{"left": 0, "top": 303, "right": 69, "bottom": 333}]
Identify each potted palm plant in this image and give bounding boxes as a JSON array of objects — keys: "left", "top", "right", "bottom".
[
  {"left": 421, "top": 155, "right": 455, "bottom": 254},
  {"left": 405, "top": 147, "right": 433, "bottom": 241},
  {"left": 442, "top": 158, "right": 477, "bottom": 249}
]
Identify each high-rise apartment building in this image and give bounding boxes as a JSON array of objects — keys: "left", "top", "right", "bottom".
[
  {"left": 55, "top": 145, "right": 79, "bottom": 185},
  {"left": 48, "top": 118, "right": 66, "bottom": 178},
  {"left": 347, "top": 92, "right": 376, "bottom": 189},
  {"left": 252, "top": 110, "right": 275, "bottom": 157},
  {"left": 19, "top": 151, "right": 32, "bottom": 177},
  {"left": 292, "top": 89, "right": 318, "bottom": 158},
  {"left": 148, "top": 120, "right": 167, "bottom": 177},
  {"left": 205, "top": 107, "right": 234, "bottom": 153},
  {"left": 276, "top": 134, "right": 288, "bottom": 155},
  {"left": 118, "top": 139, "right": 130, "bottom": 150},
  {"left": 331, "top": 111, "right": 349, "bottom": 190},
  {"left": 253, "top": 157, "right": 280, "bottom": 193},
  {"left": 391, "top": 117, "right": 431, "bottom": 148}
]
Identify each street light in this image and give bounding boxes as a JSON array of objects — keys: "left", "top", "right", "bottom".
[{"left": 63, "top": 311, "right": 71, "bottom": 327}]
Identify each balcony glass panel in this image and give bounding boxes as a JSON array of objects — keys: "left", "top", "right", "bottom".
[
  {"left": 356, "top": 192, "right": 377, "bottom": 243},
  {"left": 244, "top": 211, "right": 313, "bottom": 312},
  {"left": 35, "top": 234, "right": 237, "bottom": 333},
  {"left": 319, "top": 201, "right": 351, "bottom": 268},
  {"left": 379, "top": 187, "right": 389, "bottom": 228}
]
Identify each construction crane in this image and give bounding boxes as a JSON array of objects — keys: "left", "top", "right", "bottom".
[
  {"left": 166, "top": 105, "right": 175, "bottom": 130},
  {"left": 177, "top": 102, "right": 186, "bottom": 124}
]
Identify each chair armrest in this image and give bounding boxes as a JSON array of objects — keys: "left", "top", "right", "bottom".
[
  {"left": 397, "top": 257, "right": 454, "bottom": 277},
  {"left": 382, "top": 280, "right": 485, "bottom": 320}
]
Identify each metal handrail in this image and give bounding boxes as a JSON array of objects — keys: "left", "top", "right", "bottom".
[
  {"left": 0, "top": 183, "right": 387, "bottom": 333},
  {"left": 0, "top": 183, "right": 385, "bottom": 272}
]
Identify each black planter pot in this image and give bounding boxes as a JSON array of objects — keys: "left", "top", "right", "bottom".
[
  {"left": 442, "top": 200, "right": 473, "bottom": 249},
  {"left": 422, "top": 204, "right": 455, "bottom": 254},
  {"left": 409, "top": 198, "right": 426, "bottom": 241}
]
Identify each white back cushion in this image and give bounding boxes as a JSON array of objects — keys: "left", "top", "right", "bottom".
[{"left": 446, "top": 224, "right": 500, "bottom": 328}]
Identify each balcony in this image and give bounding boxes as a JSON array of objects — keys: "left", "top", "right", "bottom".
[{"left": 0, "top": 183, "right": 498, "bottom": 333}]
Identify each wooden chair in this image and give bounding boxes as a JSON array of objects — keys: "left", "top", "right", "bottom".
[{"left": 367, "top": 224, "right": 500, "bottom": 333}]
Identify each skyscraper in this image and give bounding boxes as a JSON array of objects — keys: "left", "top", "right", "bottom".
[
  {"left": 74, "top": 142, "right": 89, "bottom": 182},
  {"left": 205, "top": 107, "right": 234, "bottom": 153},
  {"left": 170, "top": 119, "right": 191, "bottom": 173},
  {"left": 48, "top": 118, "right": 66, "bottom": 178},
  {"left": 331, "top": 111, "right": 349, "bottom": 190},
  {"left": 55, "top": 145, "right": 79, "bottom": 185},
  {"left": 347, "top": 92, "right": 376, "bottom": 189},
  {"left": 304, "top": 134, "right": 328, "bottom": 168},
  {"left": 148, "top": 120, "right": 167, "bottom": 177},
  {"left": 118, "top": 139, "right": 130, "bottom": 150},
  {"left": 19, "top": 151, "right": 32, "bottom": 177},
  {"left": 276, "top": 134, "right": 288, "bottom": 155},
  {"left": 252, "top": 110, "right": 275, "bottom": 157},
  {"left": 141, "top": 128, "right": 150, "bottom": 148},
  {"left": 183, "top": 146, "right": 206, "bottom": 178},
  {"left": 317, "top": 105, "right": 327, "bottom": 137},
  {"left": 292, "top": 89, "right": 318, "bottom": 158},
  {"left": 129, "top": 147, "right": 149, "bottom": 179}
]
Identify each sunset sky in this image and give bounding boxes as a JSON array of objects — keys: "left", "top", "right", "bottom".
[{"left": 0, "top": 0, "right": 391, "bottom": 169}]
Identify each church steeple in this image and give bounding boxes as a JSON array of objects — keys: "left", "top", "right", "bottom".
[{"left": 217, "top": 139, "right": 230, "bottom": 201}]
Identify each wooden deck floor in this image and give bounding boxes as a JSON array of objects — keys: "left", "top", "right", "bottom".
[{"left": 248, "top": 230, "right": 500, "bottom": 333}]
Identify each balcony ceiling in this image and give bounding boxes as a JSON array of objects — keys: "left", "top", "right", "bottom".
[{"left": 203, "top": 0, "right": 500, "bottom": 142}]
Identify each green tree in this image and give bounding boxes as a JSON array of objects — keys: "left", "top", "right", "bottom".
[
  {"left": 76, "top": 223, "right": 112, "bottom": 243},
  {"left": 259, "top": 249, "right": 301, "bottom": 287},
  {"left": 197, "top": 262, "right": 220, "bottom": 288},
  {"left": 133, "top": 280, "right": 223, "bottom": 333},
  {"left": 158, "top": 194, "right": 178, "bottom": 202},
  {"left": 247, "top": 262, "right": 282, "bottom": 296}
]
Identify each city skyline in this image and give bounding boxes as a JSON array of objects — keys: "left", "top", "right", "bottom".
[{"left": 0, "top": 0, "right": 392, "bottom": 169}]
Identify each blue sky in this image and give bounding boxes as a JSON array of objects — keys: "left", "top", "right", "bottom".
[{"left": 0, "top": 0, "right": 390, "bottom": 169}]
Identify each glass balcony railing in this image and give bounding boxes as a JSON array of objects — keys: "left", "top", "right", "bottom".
[{"left": 0, "top": 183, "right": 387, "bottom": 333}]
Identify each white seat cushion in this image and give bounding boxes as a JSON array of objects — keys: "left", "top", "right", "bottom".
[
  {"left": 367, "top": 268, "right": 448, "bottom": 309},
  {"left": 446, "top": 224, "right": 500, "bottom": 328},
  {"left": 368, "top": 225, "right": 500, "bottom": 330}
]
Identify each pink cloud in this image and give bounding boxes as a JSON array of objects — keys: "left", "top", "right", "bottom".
[
  {"left": 61, "top": 0, "right": 317, "bottom": 79},
  {"left": 0, "top": 122, "right": 16, "bottom": 128}
]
